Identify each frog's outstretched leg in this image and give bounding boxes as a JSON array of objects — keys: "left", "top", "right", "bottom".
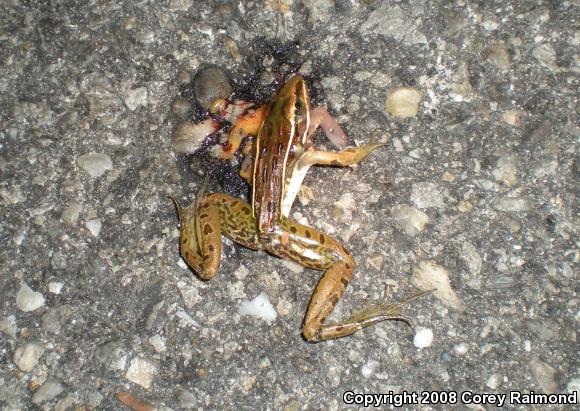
[{"left": 264, "top": 217, "right": 432, "bottom": 342}]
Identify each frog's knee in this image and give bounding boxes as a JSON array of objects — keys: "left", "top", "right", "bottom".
[{"left": 301, "top": 325, "right": 321, "bottom": 343}]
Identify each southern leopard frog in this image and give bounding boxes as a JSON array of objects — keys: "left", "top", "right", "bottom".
[{"left": 171, "top": 76, "right": 431, "bottom": 342}]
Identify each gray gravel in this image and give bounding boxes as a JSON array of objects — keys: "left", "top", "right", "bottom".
[{"left": 1, "top": 1, "right": 578, "bottom": 410}]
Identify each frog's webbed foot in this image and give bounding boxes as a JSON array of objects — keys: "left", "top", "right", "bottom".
[
  {"left": 304, "top": 288, "right": 435, "bottom": 342},
  {"left": 344, "top": 288, "right": 436, "bottom": 327}
]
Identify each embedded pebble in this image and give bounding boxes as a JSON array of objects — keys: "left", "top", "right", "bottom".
[
  {"left": 492, "top": 155, "right": 518, "bottom": 187},
  {"left": 176, "top": 388, "right": 197, "bottom": 409},
  {"left": 453, "top": 342, "right": 468, "bottom": 355},
  {"left": 16, "top": 282, "right": 46, "bottom": 312},
  {"left": 13, "top": 343, "right": 45, "bottom": 372},
  {"left": 77, "top": 153, "right": 113, "bottom": 178},
  {"left": 532, "top": 44, "right": 557, "bottom": 70},
  {"left": 42, "top": 305, "right": 75, "bottom": 334},
  {"left": 48, "top": 281, "right": 64, "bottom": 294},
  {"left": 492, "top": 197, "right": 533, "bottom": 212},
  {"left": 86, "top": 218, "right": 102, "bottom": 237},
  {"left": 238, "top": 292, "right": 277, "bottom": 323},
  {"left": 486, "top": 373, "right": 503, "bottom": 390},
  {"left": 148, "top": 335, "right": 166, "bottom": 353},
  {"left": 193, "top": 67, "right": 232, "bottom": 108},
  {"left": 533, "top": 156, "right": 559, "bottom": 178},
  {"left": 125, "top": 357, "right": 156, "bottom": 389},
  {"left": 361, "top": 359, "right": 380, "bottom": 378},
  {"left": 411, "top": 261, "right": 462, "bottom": 310},
  {"left": 413, "top": 327, "right": 434, "bottom": 348},
  {"left": 32, "top": 378, "right": 64, "bottom": 404},
  {"left": 411, "top": 182, "right": 446, "bottom": 209},
  {"left": 501, "top": 110, "right": 525, "bottom": 127},
  {"left": 177, "top": 281, "right": 202, "bottom": 308},
  {"left": 529, "top": 356, "right": 559, "bottom": 393},
  {"left": 95, "top": 340, "right": 128, "bottom": 371},
  {"left": 0, "top": 315, "right": 17, "bottom": 339},
  {"left": 333, "top": 192, "right": 356, "bottom": 222},
  {"left": 485, "top": 43, "right": 511, "bottom": 70},
  {"left": 390, "top": 204, "right": 428, "bottom": 236},
  {"left": 385, "top": 87, "right": 423, "bottom": 118},
  {"left": 123, "top": 87, "right": 148, "bottom": 110},
  {"left": 61, "top": 202, "right": 83, "bottom": 227},
  {"left": 360, "top": 4, "right": 427, "bottom": 45},
  {"left": 172, "top": 119, "right": 215, "bottom": 154},
  {"left": 459, "top": 242, "right": 482, "bottom": 276}
]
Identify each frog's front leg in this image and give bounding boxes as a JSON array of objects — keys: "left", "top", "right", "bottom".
[
  {"left": 269, "top": 218, "right": 429, "bottom": 342},
  {"left": 281, "top": 143, "right": 386, "bottom": 217},
  {"left": 169, "top": 193, "right": 261, "bottom": 280}
]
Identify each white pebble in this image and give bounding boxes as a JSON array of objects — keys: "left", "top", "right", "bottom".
[
  {"left": 385, "top": 87, "right": 422, "bottom": 118},
  {"left": 238, "top": 292, "right": 277, "bottom": 323},
  {"left": 361, "top": 359, "right": 380, "bottom": 378},
  {"left": 0, "top": 315, "right": 18, "bottom": 339},
  {"left": 412, "top": 260, "right": 462, "bottom": 310},
  {"left": 48, "top": 281, "right": 64, "bottom": 294},
  {"left": 148, "top": 335, "right": 167, "bottom": 353},
  {"left": 13, "top": 342, "right": 45, "bottom": 372},
  {"left": 453, "top": 342, "right": 468, "bottom": 355},
  {"left": 123, "top": 87, "right": 148, "bottom": 111},
  {"left": 32, "top": 378, "right": 64, "bottom": 404},
  {"left": 77, "top": 153, "right": 113, "bottom": 178},
  {"left": 85, "top": 219, "right": 102, "bottom": 237},
  {"left": 390, "top": 204, "right": 429, "bottom": 236},
  {"left": 413, "top": 327, "right": 434, "bottom": 348},
  {"left": 16, "top": 282, "right": 46, "bottom": 312},
  {"left": 125, "top": 357, "right": 156, "bottom": 389}
]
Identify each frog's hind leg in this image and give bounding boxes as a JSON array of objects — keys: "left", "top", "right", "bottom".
[{"left": 271, "top": 218, "right": 431, "bottom": 342}]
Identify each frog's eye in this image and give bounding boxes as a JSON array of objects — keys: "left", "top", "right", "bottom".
[{"left": 294, "top": 100, "right": 303, "bottom": 117}]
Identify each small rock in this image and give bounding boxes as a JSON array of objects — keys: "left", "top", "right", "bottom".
[
  {"left": 86, "top": 219, "right": 102, "bottom": 237},
  {"left": 176, "top": 388, "right": 196, "bottom": 409},
  {"left": 492, "top": 155, "right": 518, "bottom": 187},
  {"left": 361, "top": 359, "right": 380, "bottom": 378},
  {"left": 390, "top": 204, "right": 428, "bottom": 236},
  {"left": 13, "top": 343, "right": 45, "bottom": 372},
  {"left": 501, "top": 110, "right": 525, "bottom": 127},
  {"left": 492, "top": 197, "right": 533, "bottom": 212},
  {"left": 148, "top": 335, "right": 167, "bottom": 353},
  {"left": 177, "top": 281, "right": 201, "bottom": 308},
  {"left": 77, "top": 153, "right": 113, "bottom": 178},
  {"left": 123, "top": 87, "right": 148, "bottom": 111},
  {"left": 459, "top": 242, "right": 483, "bottom": 276},
  {"left": 172, "top": 119, "right": 216, "bottom": 154},
  {"left": 411, "top": 182, "right": 446, "bottom": 209},
  {"left": 16, "top": 282, "right": 46, "bottom": 312},
  {"left": 125, "top": 357, "right": 156, "bottom": 389},
  {"left": 32, "top": 378, "right": 65, "bottom": 404},
  {"left": 42, "top": 305, "right": 75, "bottom": 334},
  {"left": 413, "top": 327, "right": 434, "bottom": 348},
  {"left": 485, "top": 43, "right": 511, "bottom": 70},
  {"left": 193, "top": 67, "right": 232, "bottom": 108},
  {"left": 333, "top": 192, "right": 356, "bottom": 222},
  {"left": 48, "top": 281, "right": 64, "bottom": 294},
  {"left": 95, "top": 340, "right": 128, "bottom": 371},
  {"left": 385, "top": 87, "right": 422, "bottom": 118},
  {"left": 0, "top": 315, "right": 18, "bottom": 339},
  {"left": 532, "top": 44, "right": 557, "bottom": 70},
  {"left": 412, "top": 261, "right": 462, "bottom": 310},
  {"left": 486, "top": 373, "right": 503, "bottom": 390},
  {"left": 453, "top": 342, "right": 468, "bottom": 355},
  {"left": 61, "top": 202, "right": 83, "bottom": 227},
  {"left": 457, "top": 200, "right": 473, "bottom": 213},
  {"left": 529, "top": 356, "right": 559, "bottom": 393},
  {"left": 238, "top": 292, "right": 277, "bottom": 323},
  {"left": 360, "top": 4, "right": 427, "bottom": 45},
  {"left": 533, "top": 156, "right": 559, "bottom": 178}
]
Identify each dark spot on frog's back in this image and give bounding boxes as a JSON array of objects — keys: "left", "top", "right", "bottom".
[
  {"left": 290, "top": 226, "right": 297, "bottom": 233},
  {"left": 203, "top": 224, "right": 213, "bottom": 235},
  {"left": 319, "top": 234, "right": 325, "bottom": 244}
]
